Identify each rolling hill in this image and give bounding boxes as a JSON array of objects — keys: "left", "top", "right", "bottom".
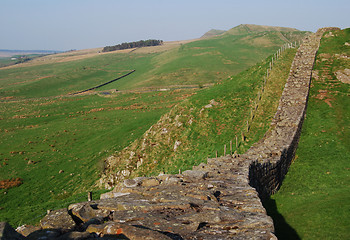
[{"left": 0, "top": 24, "right": 309, "bottom": 226}]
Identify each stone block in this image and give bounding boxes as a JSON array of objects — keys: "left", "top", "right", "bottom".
[{"left": 40, "top": 208, "right": 76, "bottom": 231}]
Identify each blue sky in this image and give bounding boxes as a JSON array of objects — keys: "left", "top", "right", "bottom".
[{"left": 0, "top": 0, "right": 349, "bottom": 50}]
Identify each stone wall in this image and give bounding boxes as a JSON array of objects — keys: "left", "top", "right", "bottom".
[
  {"left": 1, "top": 29, "right": 331, "bottom": 240},
  {"left": 247, "top": 28, "right": 325, "bottom": 198}
]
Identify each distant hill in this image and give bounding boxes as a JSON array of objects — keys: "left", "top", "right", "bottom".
[
  {"left": 0, "top": 49, "right": 61, "bottom": 58},
  {"left": 201, "top": 29, "right": 226, "bottom": 38},
  {"left": 201, "top": 24, "right": 307, "bottom": 40},
  {"left": 226, "top": 24, "right": 301, "bottom": 35}
]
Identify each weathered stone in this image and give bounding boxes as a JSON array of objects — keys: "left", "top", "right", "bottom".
[
  {"left": 69, "top": 202, "right": 110, "bottom": 223},
  {"left": 40, "top": 208, "right": 76, "bottom": 231},
  {"left": 88, "top": 222, "right": 173, "bottom": 240},
  {"left": 81, "top": 217, "right": 104, "bottom": 231},
  {"left": 0, "top": 222, "right": 25, "bottom": 240},
  {"left": 210, "top": 99, "right": 220, "bottom": 106},
  {"left": 141, "top": 178, "right": 160, "bottom": 187},
  {"left": 16, "top": 225, "right": 41, "bottom": 237},
  {"left": 100, "top": 191, "right": 130, "bottom": 199},
  {"left": 123, "top": 179, "right": 138, "bottom": 188},
  {"left": 156, "top": 173, "right": 172, "bottom": 182},
  {"left": 162, "top": 176, "right": 182, "bottom": 185},
  {"left": 173, "top": 140, "right": 181, "bottom": 151},
  {"left": 85, "top": 223, "right": 105, "bottom": 235},
  {"left": 182, "top": 170, "right": 208, "bottom": 180}
]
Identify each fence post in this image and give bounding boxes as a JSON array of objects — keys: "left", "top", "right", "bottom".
[
  {"left": 224, "top": 145, "right": 226, "bottom": 156},
  {"left": 88, "top": 192, "right": 92, "bottom": 201},
  {"left": 230, "top": 140, "right": 233, "bottom": 155}
]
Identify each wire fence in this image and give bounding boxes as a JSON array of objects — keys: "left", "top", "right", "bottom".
[{"left": 214, "top": 41, "right": 301, "bottom": 158}]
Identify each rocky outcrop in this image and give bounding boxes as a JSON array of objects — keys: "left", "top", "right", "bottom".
[{"left": 1, "top": 28, "right": 331, "bottom": 239}]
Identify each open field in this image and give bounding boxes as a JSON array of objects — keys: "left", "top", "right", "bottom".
[
  {"left": 266, "top": 28, "right": 350, "bottom": 239},
  {"left": 0, "top": 25, "right": 308, "bottom": 226},
  {"left": 0, "top": 88, "right": 196, "bottom": 225},
  {"left": 1, "top": 40, "right": 197, "bottom": 69},
  {"left": 0, "top": 28, "right": 304, "bottom": 100}
]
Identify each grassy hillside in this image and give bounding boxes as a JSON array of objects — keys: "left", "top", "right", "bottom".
[
  {"left": 0, "top": 24, "right": 307, "bottom": 99},
  {"left": 102, "top": 48, "right": 297, "bottom": 189},
  {"left": 266, "top": 28, "right": 350, "bottom": 239},
  {"left": 0, "top": 25, "right": 307, "bottom": 227},
  {"left": 0, "top": 89, "right": 195, "bottom": 225}
]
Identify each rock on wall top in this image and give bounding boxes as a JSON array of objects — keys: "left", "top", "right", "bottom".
[{"left": 0, "top": 28, "right": 331, "bottom": 240}]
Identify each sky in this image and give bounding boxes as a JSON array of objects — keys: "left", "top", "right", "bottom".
[{"left": 0, "top": 0, "right": 349, "bottom": 51}]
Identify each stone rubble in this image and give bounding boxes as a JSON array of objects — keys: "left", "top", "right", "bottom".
[{"left": 0, "top": 28, "right": 332, "bottom": 239}]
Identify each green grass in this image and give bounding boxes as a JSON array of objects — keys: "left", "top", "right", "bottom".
[
  {"left": 0, "top": 57, "right": 15, "bottom": 68},
  {"left": 0, "top": 89, "right": 194, "bottom": 226},
  {"left": 0, "top": 28, "right": 305, "bottom": 99},
  {"left": 266, "top": 28, "right": 350, "bottom": 239}
]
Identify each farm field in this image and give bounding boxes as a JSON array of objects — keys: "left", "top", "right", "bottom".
[
  {"left": 266, "top": 28, "right": 350, "bottom": 239},
  {"left": 0, "top": 24, "right": 307, "bottom": 226}
]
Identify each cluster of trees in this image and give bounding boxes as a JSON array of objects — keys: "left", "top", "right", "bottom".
[{"left": 102, "top": 39, "right": 163, "bottom": 52}]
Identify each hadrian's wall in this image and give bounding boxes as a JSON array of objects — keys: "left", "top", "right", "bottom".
[
  {"left": 247, "top": 28, "right": 328, "bottom": 198},
  {"left": 1, "top": 28, "right": 333, "bottom": 240}
]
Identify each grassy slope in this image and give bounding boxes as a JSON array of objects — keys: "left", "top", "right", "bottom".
[
  {"left": 266, "top": 28, "right": 350, "bottom": 239},
  {"left": 0, "top": 25, "right": 305, "bottom": 99},
  {"left": 0, "top": 90, "right": 191, "bottom": 225},
  {"left": 0, "top": 57, "right": 14, "bottom": 68},
  {"left": 0, "top": 25, "right": 307, "bottom": 226},
  {"left": 105, "top": 49, "right": 297, "bottom": 185}
]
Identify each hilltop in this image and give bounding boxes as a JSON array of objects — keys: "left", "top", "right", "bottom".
[
  {"left": 200, "top": 29, "right": 226, "bottom": 38},
  {"left": 201, "top": 24, "right": 305, "bottom": 39},
  {"left": 226, "top": 24, "right": 300, "bottom": 35}
]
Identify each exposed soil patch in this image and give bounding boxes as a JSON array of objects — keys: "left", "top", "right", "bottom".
[
  {"left": 0, "top": 178, "right": 23, "bottom": 189},
  {"left": 315, "top": 89, "right": 334, "bottom": 107}
]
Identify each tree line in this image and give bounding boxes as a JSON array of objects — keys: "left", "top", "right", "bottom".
[{"left": 102, "top": 39, "right": 163, "bottom": 52}]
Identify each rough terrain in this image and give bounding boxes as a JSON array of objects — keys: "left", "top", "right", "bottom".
[{"left": 0, "top": 28, "right": 332, "bottom": 239}]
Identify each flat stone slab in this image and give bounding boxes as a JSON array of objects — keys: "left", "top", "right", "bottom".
[{"left": 40, "top": 208, "right": 76, "bottom": 231}]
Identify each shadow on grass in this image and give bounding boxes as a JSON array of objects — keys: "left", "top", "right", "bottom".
[{"left": 263, "top": 198, "right": 301, "bottom": 240}]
